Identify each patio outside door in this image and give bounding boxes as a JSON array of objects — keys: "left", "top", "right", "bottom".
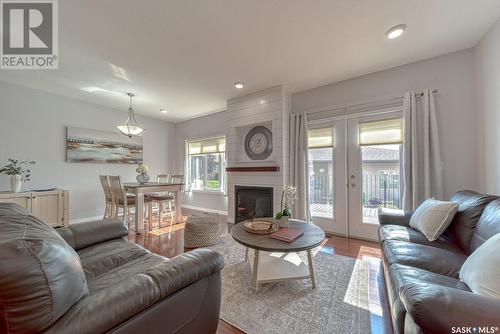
[
  {"left": 347, "top": 111, "right": 403, "bottom": 240},
  {"left": 308, "top": 110, "right": 403, "bottom": 241}
]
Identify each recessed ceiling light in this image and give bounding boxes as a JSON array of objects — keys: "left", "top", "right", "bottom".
[
  {"left": 234, "top": 81, "right": 244, "bottom": 89},
  {"left": 160, "top": 108, "right": 168, "bottom": 114},
  {"left": 386, "top": 24, "right": 407, "bottom": 39}
]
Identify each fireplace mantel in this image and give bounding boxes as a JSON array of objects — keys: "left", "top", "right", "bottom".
[{"left": 226, "top": 166, "right": 280, "bottom": 172}]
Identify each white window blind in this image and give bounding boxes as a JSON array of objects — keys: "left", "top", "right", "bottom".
[
  {"left": 359, "top": 118, "right": 403, "bottom": 146},
  {"left": 308, "top": 127, "right": 334, "bottom": 149},
  {"left": 188, "top": 137, "right": 226, "bottom": 155}
]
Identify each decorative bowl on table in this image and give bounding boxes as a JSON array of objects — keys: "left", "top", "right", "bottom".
[{"left": 243, "top": 218, "right": 279, "bottom": 235}]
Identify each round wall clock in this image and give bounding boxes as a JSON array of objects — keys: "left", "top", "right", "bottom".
[{"left": 244, "top": 126, "right": 273, "bottom": 160}]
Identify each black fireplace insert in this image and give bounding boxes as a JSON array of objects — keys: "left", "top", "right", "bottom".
[{"left": 235, "top": 186, "right": 273, "bottom": 224}]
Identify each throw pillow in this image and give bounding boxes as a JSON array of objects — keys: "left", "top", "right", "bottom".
[
  {"left": 409, "top": 198, "right": 459, "bottom": 241},
  {"left": 460, "top": 233, "right": 500, "bottom": 298}
]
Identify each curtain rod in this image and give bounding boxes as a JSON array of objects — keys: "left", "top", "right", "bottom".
[{"left": 415, "top": 89, "right": 439, "bottom": 97}]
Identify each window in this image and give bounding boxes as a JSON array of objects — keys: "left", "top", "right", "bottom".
[
  {"left": 307, "top": 127, "right": 334, "bottom": 218},
  {"left": 186, "top": 137, "right": 226, "bottom": 192}
]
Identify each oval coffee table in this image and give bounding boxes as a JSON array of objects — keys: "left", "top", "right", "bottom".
[{"left": 231, "top": 219, "right": 325, "bottom": 291}]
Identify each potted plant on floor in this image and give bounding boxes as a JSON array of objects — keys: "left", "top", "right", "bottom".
[
  {"left": 0, "top": 159, "right": 36, "bottom": 193},
  {"left": 275, "top": 185, "right": 297, "bottom": 227}
]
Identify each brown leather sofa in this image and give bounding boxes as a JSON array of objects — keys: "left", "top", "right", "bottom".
[
  {"left": 378, "top": 190, "right": 500, "bottom": 334},
  {"left": 0, "top": 203, "right": 224, "bottom": 334}
]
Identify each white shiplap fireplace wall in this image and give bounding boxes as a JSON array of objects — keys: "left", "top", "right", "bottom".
[{"left": 226, "top": 86, "right": 291, "bottom": 223}]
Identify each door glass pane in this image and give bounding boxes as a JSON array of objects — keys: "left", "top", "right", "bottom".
[
  {"left": 308, "top": 147, "right": 334, "bottom": 218},
  {"left": 361, "top": 144, "right": 402, "bottom": 224}
]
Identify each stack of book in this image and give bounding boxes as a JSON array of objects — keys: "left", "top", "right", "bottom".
[{"left": 270, "top": 228, "right": 303, "bottom": 243}]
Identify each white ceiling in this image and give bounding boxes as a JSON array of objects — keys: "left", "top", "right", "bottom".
[{"left": 1, "top": 0, "right": 500, "bottom": 122}]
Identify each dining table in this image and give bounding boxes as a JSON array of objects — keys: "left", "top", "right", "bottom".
[{"left": 123, "top": 182, "right": 184, "bottom": 234}]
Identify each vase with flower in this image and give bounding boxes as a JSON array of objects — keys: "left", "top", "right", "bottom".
[
  {"left": 135, "top": 163, "right": 150, "bottom": 184},
  {"left": 0, "top": 158, "right": 36, "bottom": 193},
  {"left": 275, "top": 185, "right": 297, "bottom": 228}
]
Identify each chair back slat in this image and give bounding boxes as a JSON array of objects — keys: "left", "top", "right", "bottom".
[
  {"left": 157, "top": 174, "right": 171, "bottom": 183},
  {"left": 108, "top": 175, "right": 127, "bottom": 205},
  {"left": 99, "top": 175, "right": 113, "bottom": 202},
  {"left": 170, "top": 175, "right": 184, "bottom": 183}
]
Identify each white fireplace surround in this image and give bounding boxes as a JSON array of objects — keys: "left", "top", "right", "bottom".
[{"left": 226, "top": 86, "right": 290, "bottom": 223}]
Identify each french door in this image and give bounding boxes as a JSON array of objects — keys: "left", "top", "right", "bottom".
[{"left": 309, "top": 111, "right": 403, "bottom": 241}]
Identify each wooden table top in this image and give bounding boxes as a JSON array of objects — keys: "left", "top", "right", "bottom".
[
  {"left": 123, "top": 182, "right": 184, "bottom": 188},
  {"left": 231, "top": 219, "right": 325, "bottom": 252}
]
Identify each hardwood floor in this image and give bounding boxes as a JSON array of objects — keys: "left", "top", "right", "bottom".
[{"left": 127, "top": 215, "right": 392, "bottom": 334}]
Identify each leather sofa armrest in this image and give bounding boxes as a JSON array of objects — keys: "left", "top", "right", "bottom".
[
  {"left": 145, "top": 248, "right": 224, "bottom": 297},
  {"left": 400, "top": 283, "right": 500, "bottom": 334},
  {"left": 55, "top": 219, "right": 128, "bottom": 250},
  {"left": 378, "top": 208, "right": 413, "bottom": 226},
  {"left": 44, "top": 249, "right": 224, "bottom": 334}
]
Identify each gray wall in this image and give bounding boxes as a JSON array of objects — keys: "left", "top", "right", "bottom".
[
  {"left": 475, "top": 18, "right": 500, "bottom": 194},
  {"left": 292, "top": 49, "right": 479, "bottom": 199},
  {"left": 174, "top": 111, "right": 228, "bottom": 213},
  {"left": 0, "top": 81, "right": 175, "bottom": 221}
]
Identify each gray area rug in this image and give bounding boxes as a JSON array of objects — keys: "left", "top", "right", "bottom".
[{"left": 208, "top": 235, "right": 372, "bottom": 334}]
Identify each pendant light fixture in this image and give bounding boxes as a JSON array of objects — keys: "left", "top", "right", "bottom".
[{"left": 117, "top": 92, "right": 145, "bottom": 138}]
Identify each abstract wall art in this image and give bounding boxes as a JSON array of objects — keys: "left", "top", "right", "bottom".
[{"left": 66, "top": 127, "right": 143, "bottom": 164}]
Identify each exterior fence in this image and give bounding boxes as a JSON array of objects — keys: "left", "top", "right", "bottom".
[
  {"left": 362, "top": 173, "right": 400, "bottom": 209},
  {"left": 309, "top": 170, "right": 401, "bottom": 209}
]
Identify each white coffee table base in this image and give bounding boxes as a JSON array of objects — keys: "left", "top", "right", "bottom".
[{"left": 246, "top": 248, "right": 317, "bottom": 291}]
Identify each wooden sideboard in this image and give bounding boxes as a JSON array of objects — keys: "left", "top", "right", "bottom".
[{"left": 0, "top": 189, "right": 69, "bottom": 227}]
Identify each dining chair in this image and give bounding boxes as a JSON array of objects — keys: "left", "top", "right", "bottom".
[
  {"left": 99, "top": 175, "right": 114, "bottom": 219},
  {"left": 170, "top": 175, "right": 184, "bottom": 183},
  {"left": 108, "top": 175, "right": 153, "bottom": 230},
  {"left": 147, "top": 174, "right": 175, "bottom": 227},
  {"left": 157, "top": 174, "right": 171, "bottom": 183}
]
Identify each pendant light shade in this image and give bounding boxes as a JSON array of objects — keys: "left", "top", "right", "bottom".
[{"left": 117, "top": 93, "right": 145, "bottom": 138}]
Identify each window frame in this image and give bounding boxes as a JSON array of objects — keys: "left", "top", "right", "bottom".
[{"left": 185, "top": 136, "right": 226, "bottom": 194}]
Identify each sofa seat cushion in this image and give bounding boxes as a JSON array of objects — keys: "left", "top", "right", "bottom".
[
  {"left": 384, "top": 263, "right": 470, "bottom": 334},
  {"left": 383, "top": 240, "right": 467, "bottom": 278},
  {"left": 88, "top": 252, "right": 168, "bottom": 294},
  {"left": 378, "top": 225, "right": 456, "bottom": 250},
  {"left": 389, "top": 264, "right": 470, "bottom": 298},
  {"left": 78, "top": 239, "right": 152, "bottom": 280}
]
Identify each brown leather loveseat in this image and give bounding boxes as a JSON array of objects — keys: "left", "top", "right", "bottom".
[
  {"left": 378, "top": 190, "right": 500, "bottom": 334},
  {"left": 0, "top": 202, "right": 224, "bottom": 334}
]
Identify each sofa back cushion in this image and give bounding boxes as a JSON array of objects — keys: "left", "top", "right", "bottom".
[
  {"left": 0, "top": 203, "right": 89, "bottom": 333},
  {"left": 445, "top": 190, "right": 498, "bottom": 254},
  {"left": 469, "top": 199, "right": 500, "bottom": 253}
]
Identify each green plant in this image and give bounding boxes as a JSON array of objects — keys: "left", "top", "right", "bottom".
[
  {"left": 207, "top": 180, "right": 220, "bottom": 189},
  {"left": 275, "top": 185, "right": 297, "bottom": 219},
  {"left": 135, "top": 163, "right": 149, "bottom": 174},
  {"left": 0, "top": 159, "right": 36, "bottom": 181}
]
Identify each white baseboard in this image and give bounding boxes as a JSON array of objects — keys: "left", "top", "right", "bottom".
[
  {"left": 182, "top": 205, "right": 228, "bottom": 216},
  {"left": 70, "top": 206, "right": 229, "bottom": 224},
  {"left": 69, "top": 215, "right": 103, "bottom": 224}
]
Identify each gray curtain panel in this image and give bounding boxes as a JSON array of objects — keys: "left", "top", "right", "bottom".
[
  {"left": 289, "top": 113, "right": 311, "bottom": 221},
  {"left": 402, "top": 89, "right": 444, "bottom": 210}
]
